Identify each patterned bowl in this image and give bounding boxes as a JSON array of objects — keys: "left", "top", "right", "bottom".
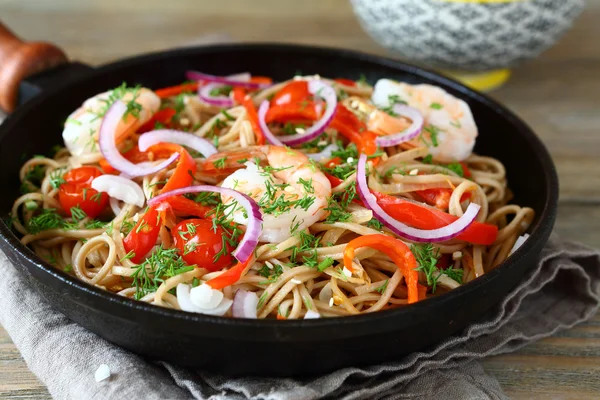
[{"left": 350, "top": 0, "right": 584, "bottom": 73}]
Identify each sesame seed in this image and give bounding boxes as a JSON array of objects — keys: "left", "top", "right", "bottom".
[
  {"left": 290, "top": 278, "right": 302, "bottom": 284},
  {"left": 179, "top": 117, "right": 190, "bottom": 126},
  {"left": 409, "top": 169, "right": 419, "bottom": 176},
  {"left": 346, "top": 157, "right": 354, "bottom": 163},
  {"left": 329, "top": 297, "right": 334, "bottom": 307},
  {"left": 295, "top": 127, "right": 306, "bottom": 134},
  {"left": 452, "top": 251, "right": 463, "bottom": 260}
]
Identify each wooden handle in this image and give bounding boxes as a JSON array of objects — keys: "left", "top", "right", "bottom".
[{"left": 0, "top": 21, "right": 68, "bottom": 112}]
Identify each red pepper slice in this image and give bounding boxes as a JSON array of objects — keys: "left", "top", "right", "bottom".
[
  {"left": 138, "top": 108, "right": 177, "bottom": 133},
  {"left": 334, "top": 78, "right": 356, "bottom": 87},
  {"left": 344, "top": 234, "right": 419, "bottom": 304},
  {"left": 373, "top": 191, "right": 498, "bottom": 245},
  {"left": 155, "top": 82, "right": 199, "bottom": 99},
  {"left": 205, "top": 257, "right": 254, "bottom": 289},
  {"left": 270, "top": 81, "right": 311, "bottom": 106},
  {"left": 163, "top": 196, "right": 212, "bottom": 219},
  {"left": 123, "top": 207, "right": 162, "bottom": 264},
  {"left": 330, "top": 105, "right": 377, "bottom": 155},
  {"left": 325, "top": 173, "right": 497, "bottom": 245}
]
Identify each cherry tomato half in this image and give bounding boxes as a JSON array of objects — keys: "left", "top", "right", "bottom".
[
  {"left": 58, "top": 167, "right": 108, "bottom": 218},
  {"left": 171, "top": 219, "right": 234, "bottom": 272}
]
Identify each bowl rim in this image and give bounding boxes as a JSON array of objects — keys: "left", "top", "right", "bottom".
[{"left": 0, "top": 42, "right": 559, "bottom": 339}]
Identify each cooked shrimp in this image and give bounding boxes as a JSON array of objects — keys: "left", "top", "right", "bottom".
[
  {"left": 62, "top": 86, "right": 160, "bottom": 156},
  {"left": 371, "top": 79, "right": 478, "bottom": 162},
  {"left": 342, "top": 96, "right": 411, "bottom": 137},
  {"left": 219, "top": 145, "right": 332, "bottom": 243}
]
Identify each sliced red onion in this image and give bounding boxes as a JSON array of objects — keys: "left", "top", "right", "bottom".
[
  {"left": 307, "top": 143, "right": 340, "bottom": 162},
  {"left": 258, "top": 80, "right": 337, "bottom": 147},
  {"left": 257, "top": 101, "right": 285, "bottom": 147},
  {"left": 186, "top": 71, "right": 270, "bottom": 89},
  {"left": 375, "top": 105, "right": 424, "bottom": 147},
  {"left": 509, "top": 233, "right": 530, "bottom": 256},
  {"left": 232, "top": 289, "right": 259, "bottom": 319},
  {"left": 199, "top": 83, "right": 235, "bottom": 108},
  {"left": 148, "top": 185, "right": 262, "bottom": 262},
  {"left": 356, "top": 154, "right": 480, "bottom": 242},
  {"left": 197, "top": 72, "right": 251, "bottom": 108},
  {"left": 91, "top": 175, "right": 145, "bottom": 207},
  {"left": 304, "top": 310, "right": 321, "bottom": 319},
  {"left": 138, "top": 129, "right": 217, "bottom": 158},
  {"left": 99, "top": 101, "right": 179, "bottom": 177}
]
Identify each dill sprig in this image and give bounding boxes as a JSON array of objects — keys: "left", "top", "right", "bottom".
[
  {"left": 131, "top": 246, "right": 194, "bottom": 300},
  {"left": 411, "top": 243, "right": 463, "bottom": 292}
]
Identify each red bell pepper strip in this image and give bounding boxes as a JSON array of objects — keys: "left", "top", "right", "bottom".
[
  {"left": 163, "top": 196, "right": 212, "bottom": 219},
  {"left": 235, "top": 91, "right": 266, "bottom": 145},
  {"left": 137, "top": 108, "right": 177, "bottom": 133},
  {"left": 414, "top": 188, "right": 472, "bottom": 210},
  {"left": 123, "top": 207, "right": 162, "bottom": 264},
  {"left": 330, "top": 105, "right": 377, "bottom": 155},
  {"left": 270, "top": 81, "right": 311, "bottom": 106},
  {"left": 205, "top": 256, "right": 254, "bottom": 289},
  {"left": 334, "top": 78, "right": 356, "bottom": 87},
  {"left": 325, "top": 173, "right": 497, "bottom": 245},
  {"left": 265, "top": 101, "right": 319, "bottom": 124},
  {"left": 458, "top": 162, "right": 472, "bottom": 178},
  {"left": 344, "top": 234, "right": 420, "bottom": 304},
  {"left": 146, "top": 143, "right": 196, "bottom": 194},
  {"left": 372, "top": 191, "right": 498, "bottom": 245},
  {"left": 155, "top": 82, "right": 199, "bottom": 99}
]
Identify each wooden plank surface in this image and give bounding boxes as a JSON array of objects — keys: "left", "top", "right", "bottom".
[{"left": 0, "top": 0, "right": 599, "bottom": 398}]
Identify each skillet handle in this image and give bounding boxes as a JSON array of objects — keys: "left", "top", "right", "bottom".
[{"left": 0, "top": 21, "right": 68, "bottom": 113}]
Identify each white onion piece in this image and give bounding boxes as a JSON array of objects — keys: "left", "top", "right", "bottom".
[
  {"left": 308, "top": 143, "right": 340, "bottom": 162},
  {"left": 356, "top": 153, "right": 480, "bottom": 242},
  {"left": 510, "top": 233, "right": 530, "bottom": 255},
  {"left": 232, "top": 289, "right": 259, "bottom": 319},
  {"left": 91, "top": 175, "right": 145, "bottom": 207},
  {"left": 99, "top": 101, "right": 179, "bottom": 177},
  {"left": 148, "top": 185, "right": 262, "bottom": 262},
  {"left": 258, "top": 80, "right": 338, "bottom": 146},
  {"left": 318, "top": 282, "right": 333, "bottom": 303},
  {"left": 375, "top": 105, "right": 424, "bottom": 147},
  {"left": 109, "top": 197, "right": 122, "bottom": 216},
  {"left": 138, "top": 129, "right": 217, "bottom": 158},
  {"left": 304, "top": 310, "right": 321, "bottom": 319},
  {"left": 176, "top": 283, "right": 233, "bottom": 316},
  {"left": 190, "top": 283, "right": 223, "bottom": 309}
]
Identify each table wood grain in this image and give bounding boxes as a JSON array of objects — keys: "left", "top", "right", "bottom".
[{"left": 1, "top": 0, "right": 599, "bottom": 398}]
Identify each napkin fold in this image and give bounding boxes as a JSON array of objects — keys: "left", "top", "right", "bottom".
[{"left": 1, "top": 234, "right": 599, "bottom": 400}]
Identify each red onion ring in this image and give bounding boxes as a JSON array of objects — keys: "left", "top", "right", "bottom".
[
  {"left": 232, "top": 289, "right": 259, "bottom": 318},
  {"left": 148, "top": 185, "right": 262, "bottom": 262},
  {"left": 99, "top": 101, "right": 179, "bottom": 177},
  {"left": 197, "top": 72, "right": 251, "bottom": 108},
  {"left": 375, "top": 105, "right": 424, "bottom": 147},
  {"left": 186, "top": 71, "right": 270, "bottom": 89},
  {"left": 138, "top": 129, "right": 217, "bottom": 158},
  {"left": 257, "top": 101, "right": 285, "bottom": 146},
  {"left": 356, "top": 154, "right": 480, "bottom": 242},
  {"left": 258, "top": 80, "right": 337, "bottom": 147}
]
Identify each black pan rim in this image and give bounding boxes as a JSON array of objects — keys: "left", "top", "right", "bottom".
[{"left": 0, "top": 42, "right": 559, "bottom": 335}]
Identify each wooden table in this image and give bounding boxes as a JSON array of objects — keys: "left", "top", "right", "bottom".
[{"left": 1, "top": 0, "right": 599, "bottom": 398}]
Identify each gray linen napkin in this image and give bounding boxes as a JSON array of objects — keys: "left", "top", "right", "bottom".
[{"left": 1, "top": 234, "right": 599, "bottom": 400}]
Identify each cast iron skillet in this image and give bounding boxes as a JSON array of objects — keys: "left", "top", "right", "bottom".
[{"left": 0, "top": 23, "right": 558, "bottom": 376}]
